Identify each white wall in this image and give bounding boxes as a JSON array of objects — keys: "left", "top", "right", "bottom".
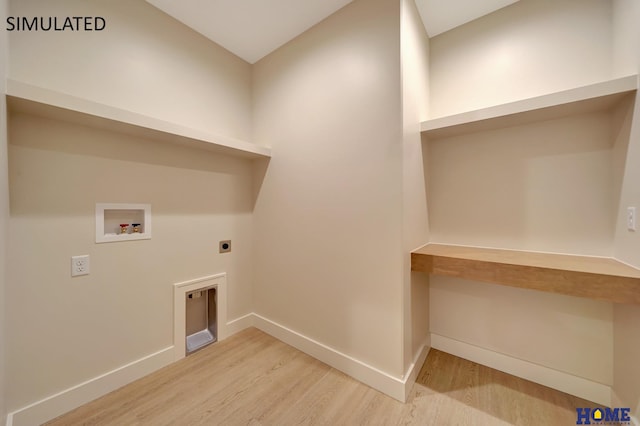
[
  {"left": 613, "top": 305, "right": 640, "bottom": 422},
  {"left": 611, "top": 0, "right": 640, "bottom": 269},
  {"left": 612, "top": 98, "right": 640, "bottom": 267},
  {"left": 400, "top": 0, "right": 430, "bottom": 371},
  {"left": 1, "top": 0, "right": 9, "bottom": 421},
  {"left": 430, "top": 277, "right": 613, "bottom": 385},
  {"left": 426, "top": 0, "right": 620, "bottom": 401},
  {"left": 5, "top": 0, "right": 639, "bottom": 419},
  {"left": 612, "top": 0, "right": 640, "bottom": 79},
  {"left": 429, "top": 0, "right": 612, "bottom": 118},
  {"left": 611, "top": 0, "right": 640, "bottom": 421},
  {"left": 9, "top": 0, "right": 252, "bottom": 141},
  {"left": 427, "top": 112, "right": 616, "bottom": 256},
  {"left": 6, "top": 0, "right": 256, "bottom": 418},
  {"left": 252, "top": 0, "right": 405, "bottom": 377},
  {"left": 7, "top": 113, "right": 255, "bottom": 413}
]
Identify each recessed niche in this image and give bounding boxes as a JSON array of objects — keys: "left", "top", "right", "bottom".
[
  {"left": 173, "top": 274, "right": 228, "bottom": 361},
  {"left": 185, "top": 287, "right": 217, "bottom": 354},
  {"left": 96, "top": 203, "right": 151, "bottom": 243}
]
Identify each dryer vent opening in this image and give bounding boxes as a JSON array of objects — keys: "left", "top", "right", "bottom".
[{"left": 185, "top": 286, "right": 217, "bottom": 354}]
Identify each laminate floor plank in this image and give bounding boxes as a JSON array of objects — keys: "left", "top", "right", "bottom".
[
  {"left": 45, "top": 328, "right": 598, "bottom": 426},
  {"left": 202, "top": 349, "right": 330, "bottom": 425},
  {"left": 131, "top": 331, "right": 295, "bottom": 425}
]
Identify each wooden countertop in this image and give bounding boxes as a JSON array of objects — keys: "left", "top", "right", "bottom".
[{"left": 411, "top": 244, "right": 640, "bottom": 304}]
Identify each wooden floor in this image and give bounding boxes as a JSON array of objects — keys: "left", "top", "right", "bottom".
[{"left": 46, "top": 328, "right": 596, "bottom": 426}]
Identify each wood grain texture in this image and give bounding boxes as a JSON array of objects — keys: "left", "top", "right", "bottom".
[
  {"left": 412, "top": 244, "right": 640, "bottom": 304},
  {"left": 46, "top": 328, "right": 597, "bottom": 426}
]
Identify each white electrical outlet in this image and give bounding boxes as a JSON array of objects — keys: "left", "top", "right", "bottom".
[
  {"left": 628, "top": 207, "right": 637, "bottom": 232},
  {"left": 71, "top": 255, "right": 90, "bottom": 277}
]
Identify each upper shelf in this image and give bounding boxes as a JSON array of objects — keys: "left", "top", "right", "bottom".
[
  {"left": 6, "top": 79, "right": 271, "bottom": 159},
  {"left": 421, "top": 75, "right": 638, "bottom": 139},
  {"left": 411, "top": 243, "right": 640, "bottom": 304}
]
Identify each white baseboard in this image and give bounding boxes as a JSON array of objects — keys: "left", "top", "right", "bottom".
[
  {"left": 6, "top": 346, "right": 175, "bottom": 426},
  {"left": 431, "top": 333, "right": 612, "bottom": 406},
  {"left": 4, "top": 313, "right": 255, "bottom": 426},
  {"left": 5, "top": 313, "right": 428, "bottom": 426},
  {"left": 252, "top": 313, "right": 412, "bottom": 402},
  {"left": 226, "top": 312, "right": 255, "bottom": 335},
  {"left": 404, "top": 339, "right": 431, "bottom": 397}
]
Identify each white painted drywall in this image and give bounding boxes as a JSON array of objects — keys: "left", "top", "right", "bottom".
[
  {"left": 415, "top": 0, "right": 519, "bottom": 38},
  {"left": 430, "top": 277, "right": 614, "bottom": 386},
  {"left": 611, "top": 0, "right": 640, "bottom": 421},
  {"left": 146, "top": 0, "right": 354, "bottom": 64},
  {"left": 427, "top": 112, "right": 616, "bottom": 256},
  {"left": 9, "top": 0, "right": 252, "bottom": 142},
  {"left": 429, "top": 0, "right": 612, "bottom": 118},
  {"left": 427, "top": 0, "right": 621, "bottom": 395},
  {"left": 611, "top": 0, "right": 640, "bottom": 270},
  {"left": 613, "top": 305, "right": 640, "bottom": 423},
  {"left": 612, "top": 0, "right": 640, "bottom": 79},
  {"left": 5, "top": 0, "right": 256, "bottom": 415},
  {"left": 7, "top": 113, "right": 255, "bottom": 412},
  {"left": 1, "top": 0, "right": 8, "bottom": 421},
  {"left": 252, "top": 0, "right": 405, "bottom": 376},
  {"left": 401, "top": 0, "right": 430, "bottom": 370},
  {"left": 612, "top": 100, "right": 640, "bottom": 268}
]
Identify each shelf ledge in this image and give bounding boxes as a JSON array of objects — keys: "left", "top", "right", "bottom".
[
  {"left": 421, "top": 75, "right": 638, "bottom": 139},
  {"left": 411, "top": 243, "right": 640, "bottom": 304},
  {"left": 6, "top": 79, "right": 271, "bottom": 159}
]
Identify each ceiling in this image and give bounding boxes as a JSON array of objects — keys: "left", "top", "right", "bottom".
[
  {"left": 415, "top": 0, "right": 519, "bottom": 37},
  {"left": 146, "top": 0, "right": 353, "bottom": 64},
  {"left": 146, "top": 0, "right": 520, "bottom": 64}
]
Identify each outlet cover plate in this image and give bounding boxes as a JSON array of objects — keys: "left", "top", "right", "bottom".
[{"left": 71, "top": 255, "right": 90, "bottom": 277}]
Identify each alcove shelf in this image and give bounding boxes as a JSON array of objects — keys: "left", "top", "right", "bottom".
[
  {"left": 96, "top": 203, "right": 151, "bottom": 243},
  {"left": 421, "top": 75, "right": 638, "bottom": 139},
  {"left": 6, "top": 79, "right": 271, "bottom": 159},
  {"left": 411, "top": 244, "right": 640, "bottom": 305}
]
